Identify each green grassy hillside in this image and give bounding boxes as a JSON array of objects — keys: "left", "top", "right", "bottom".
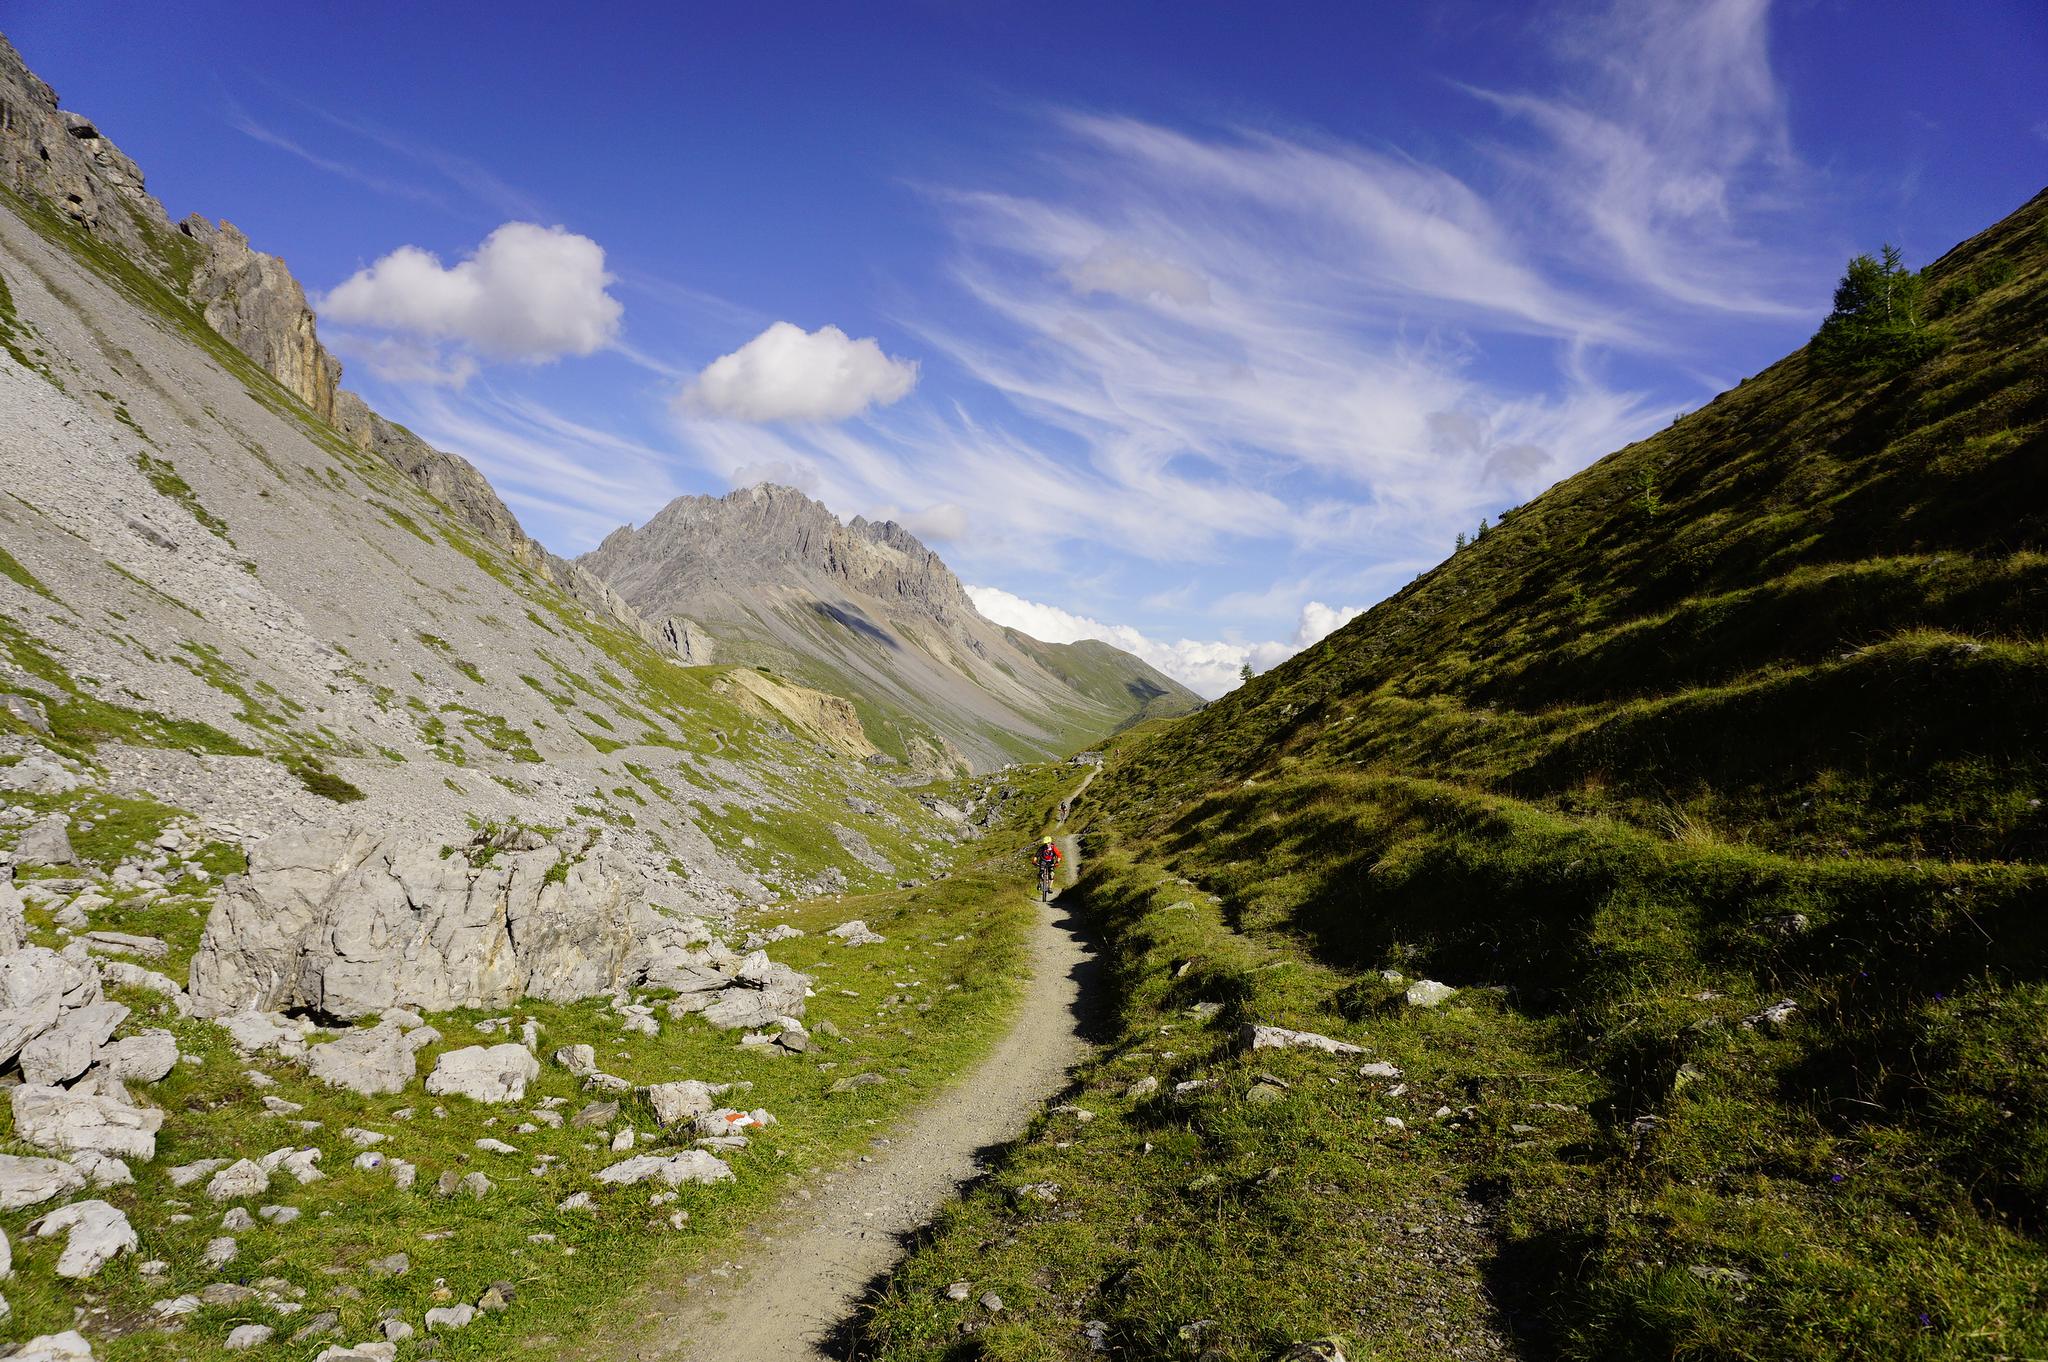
[
  {"left": 858, "top": 190, "right": 2048, "bottom": 1360},
  {"left": 1005, "top": 631, "right": 1206, "bottom": 733}
]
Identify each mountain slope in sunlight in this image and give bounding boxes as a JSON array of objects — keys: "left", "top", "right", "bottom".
[{"left": 859, "top": 187, "right": 2048, "bottom": 1362}]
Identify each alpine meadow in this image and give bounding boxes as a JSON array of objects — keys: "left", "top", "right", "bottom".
[{"left": 0, "top": 8, "right": 2044, "bottom": 1362}]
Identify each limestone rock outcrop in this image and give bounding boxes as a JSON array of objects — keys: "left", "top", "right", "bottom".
[
  {"left": 186, "top": 825, "right": 806, "bottom": 1028},
  {"left": 0, "top": 947, "right": 102, "bottom": 1070},
  {"left": 190, "top": 827, "right": 663, "bottom": 1019},
  {"left": 179, "top": 217, "right": 340, "bottom": 421},
  {"left": 0, "top": 35, "right": 172, "bottom": 261}
]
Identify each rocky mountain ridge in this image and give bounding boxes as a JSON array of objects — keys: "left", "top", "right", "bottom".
[
  {"left": 581, "top": 484, "right": 1203, "bottom": 773},
  {"left": 0, "top": 34, "right": 677, "bottom": 664}
]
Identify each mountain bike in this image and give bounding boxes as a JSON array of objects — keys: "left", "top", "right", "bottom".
[{"left": 1038, "top": 860, "right": 1057, "bottom": 901}]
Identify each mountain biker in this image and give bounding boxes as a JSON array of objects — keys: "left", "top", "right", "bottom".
[{"left": 1031, "top": 837, "right": 1062, "bottom": 892}]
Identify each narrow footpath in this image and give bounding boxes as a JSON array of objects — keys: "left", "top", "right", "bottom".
[{"left": 616, "top": 808, "right": 1098, "bottom": 1361}]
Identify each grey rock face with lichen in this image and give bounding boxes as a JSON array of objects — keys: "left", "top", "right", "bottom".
[
  {"left": 183, "top": 825, "right": 811, "bottom": 1029},
  {"left": 188, "top": 827, "right": 688, "bottom": 1019},
  {"left": 179, "top": 216, "right": 340, "bottom": 422}
]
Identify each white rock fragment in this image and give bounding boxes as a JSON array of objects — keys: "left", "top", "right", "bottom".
[
  {"left": 27, "top": 1199, "right": 137, "bottom": 1277},
  {"left": 826, "top": 919, "right": 885, "bottom": 946},
  {"left": 426, "top": 1044, "right": 540, "bottom": 1104},
  {"left": 11, "top": 1331, "right": 96, "bottom": 1361},
  {"left": 168, "top": 1157, "right": 229, "bottom": 1188},
  {"left": 425, "top": 1304, "right": 475, "bottom": 1331},
  {"left": 0, "top": 1153, "right": 89, "bottom": 1209},
  {"left": 1242, "top": 1024, "right": 1364, "bottom": 1055},
  {"left": 68, "top": 1150, "right": 133, "bottom": 1188},
  {"left": 220, "top": 1010, "right": 309, "bottom": 1058},
  {"left": 1404, "top": 980, "right": 1459, "bottom": 1008},
  {"left": 207, "top": 1159, "right": 270, "bottom": 1201},
  {"left": 594, "top": 1151, "right": 735, "bottom": 1187}
]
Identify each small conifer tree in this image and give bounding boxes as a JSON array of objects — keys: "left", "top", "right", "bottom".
[{"left": 1812, "top": 244, "right": 1939, "bottom": 371}]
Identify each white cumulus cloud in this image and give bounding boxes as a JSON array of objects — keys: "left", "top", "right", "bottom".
[
  {"left": 679, "top": 322, "right": 918, "bottom": 423},
  {"left": 1295, "top": 601, "right": 1363, "bottom": 647},
  {"left": 321, "top": 222, "right": 623, "bottom": 363},
  {"left": 966, "top": 585, "right": 1357, "bottom": 699}
]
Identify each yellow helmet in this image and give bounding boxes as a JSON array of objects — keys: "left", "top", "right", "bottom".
[{"left": 1042, "top": 837, "right": 1055, "bottom": 845}]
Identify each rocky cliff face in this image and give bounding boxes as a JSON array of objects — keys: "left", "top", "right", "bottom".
[
  {"left": 180, "top": 217, "right": 341, "bottom": 423},
  {"left": 0, "top": 37, "right": 170, "bottom": 264},
  {"left": 0, "top": 33, "right": 684, "bottom": 662}
]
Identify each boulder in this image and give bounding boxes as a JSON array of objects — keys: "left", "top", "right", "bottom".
[
  {"left": 425, "top": 1304, "right": 475, "bottom": 1332},
  {"left": 306, "top": 1019, "right": 437, "bottom": 1096},
  {"left": 593, "top": 1151, "right": 734, "bottom": 1187},
  {"left": 0, "top": 1153, "right": 89, "bottom": 1209},
  {"left": 94, "top": 1029, "right": 180, "bottom": 1082},
  {"left": 697, "top": 952, "right": 810, "bottom": 1031},
  {"left": 694, "top": 1107, "right": 768, "bottom": 1138},
  {"left": 552, "top": 1043, "right": 596, "bottom": 1075},
  {"left": 225, "top": 1325, "right": 275, "bottom": 1351},
  {"left": 0, "top": 870, "right": 25, "bottom": 954},
  {"left": 27, "top": 1199, "right": 136, "bottom": 1277},
  {"left": 1404, "top": 980, "right": 1458, "bottom": 1008},
  {"left": 206, "top": 1159, "right": 270, "bottom": 1201},
  {"left": 187, "top": 827, "right": 677, "bottom": 1019},
  {"left": 11, "top": 1083, "right": 162, "bottom": 1160},
  {"left": 644, "top": 1080, "right": 722, "bottom": 1126},
  {"left": 168, "top": 1158, "right": 230, "bottom": 1187},
  {"left": 1, "top": 693, "right": 51, "bottom": 734},
  {"left": 425, "top": 1044, "right": 539, "bottom": 1104},
  {"left": 20, "top": 1001, "right": 129, "bottom": 1086},
  {"left": 15, "top": 814, "right": 75, "bottom": 867},
  {"left": 69, "top": 1151, "right": 133, "bottom": 1188},
  {"left": 12, "top": 1332, "right": 95, "bottom": 1361},
  {"left": 94, "top": 960, "right": 191, "bottom": 1014},
  {"left": 0, "top": 947, "right": 102, "bottom": 1069},
  {"left": 0, "top": 756, "right": 84, "bottom": 796},
  {"left": 84, "top": 931, "right": 169, "bottom": 959},
  {"left": 826, "top": 919, "right": 886, "bottom": 946},
  {"left": 1241, "top": 1024, "right": 1364, "bottom": 1056},
  {"left": 219, "top": 1010, "right": 309, "bottom": 1058}
]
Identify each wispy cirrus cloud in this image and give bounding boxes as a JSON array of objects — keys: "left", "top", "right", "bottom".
[
  {"left": 225, "top": 102, "right": 452, "bottom": 211},
  {"left": 333, "top": 0, "right": 1811, "bottom": 696},
  {"left": 1465, "top": 0, "right": 1811, "bottom": 315}
]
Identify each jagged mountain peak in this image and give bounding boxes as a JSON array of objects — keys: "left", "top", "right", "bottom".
[
  {"left": 590, "top": 481, "right": 976, "bottom": 628},
  {"left": 579, "top": 482, "right": 1200, "bottom": 772}
]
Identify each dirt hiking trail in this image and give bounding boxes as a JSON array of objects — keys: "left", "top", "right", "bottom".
[{"left": 608, "top": 807, "right": 1098, "bottom": 1361}]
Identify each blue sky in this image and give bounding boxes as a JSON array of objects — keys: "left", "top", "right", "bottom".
[{"left": 11, "top": 1, "right": 2044, "bottom": 694}]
